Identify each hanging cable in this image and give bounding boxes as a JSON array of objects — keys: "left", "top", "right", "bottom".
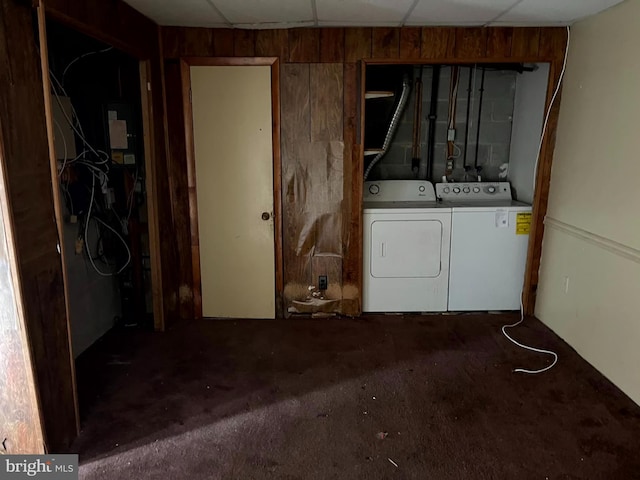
[
  {"left": 531, "top": 27, "right": 571, "bottom": 195},
  {"left": 502, "top": 25, "right": 571, "bottom": 374},
  {"left": 62, "top": 46, "right": 113, "bottom": 86},
  {"left": 49, "top": 69, "right": 131, "bottom": 276},
  {"left": 84, "top": 179, "right": 131, "bottom": 276}
]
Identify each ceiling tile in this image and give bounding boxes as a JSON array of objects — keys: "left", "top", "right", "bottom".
[
  {"left": 496, "top": 0, "right": 624, "bottom": 24},
  {"left": 316, "top": 0, "right": 415, "bottom": 26},
  {"left": 406, "top": 0, "right": 516, "bottom": 25},
  {"left": 212, "top": 0, "right": 314, "bottom": 25},
  {"left": 124, "top": 0, "right": 228, "bottom": 27}
]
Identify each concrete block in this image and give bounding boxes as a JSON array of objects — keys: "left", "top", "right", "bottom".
[
  {"left": 479, "top": 121, "right": 512, "bottom": 144},
  {"left": 491, "top": 100, "right": 514, "bottom": 122},
  {"left": 490, "top": 143, "right": 511, "bottom": 166}
]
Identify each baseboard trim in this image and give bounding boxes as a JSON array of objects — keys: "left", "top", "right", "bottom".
[{"left": 545, "top": 217, "right": 640, "bottom": 264}]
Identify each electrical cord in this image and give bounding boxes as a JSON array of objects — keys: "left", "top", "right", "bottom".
[
  {"left": 84, "top": 179, "right": 131, "bottom": 276},
  {"left": 531, "top": 26, "right": 571, "bottom": 197},
  {"left": 62, "top": 46, "right": 113, "bottom": 86},
  {"left": 50, "top": 69, "right": 131, "bottom": 276},
  {"left": 501, "top": 26, "right": 570, "bottom": 374},
  {"left": 502, "top": 292, "right": 559, "bottom": 374}
]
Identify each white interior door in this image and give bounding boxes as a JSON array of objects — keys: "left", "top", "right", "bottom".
[{"left": 190, "top": 65, "right": 275, "bottom": 318}]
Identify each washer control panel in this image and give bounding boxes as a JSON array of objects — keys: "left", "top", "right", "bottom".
[
  {"left": 435, "top": 182, "right": 512, "bottom": 202},
  {"left": 364, "top": 180, "right": 436, "bottom": 202}
]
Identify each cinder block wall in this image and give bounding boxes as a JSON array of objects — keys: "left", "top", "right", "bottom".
[{"left": 369, "top": 66, "right": 516, "bottom": 182}]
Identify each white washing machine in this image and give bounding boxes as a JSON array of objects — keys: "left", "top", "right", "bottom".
[
  {"left": 363, "top": 181, "right": 451, "bottom": 312},
  {"left": 435, "top": 182, "right": 532, "bottom": 311}
]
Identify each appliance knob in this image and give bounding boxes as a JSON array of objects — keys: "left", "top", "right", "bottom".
[
  {"left": 487, "top": 186, "right": 496, "bottom": 194},
  {"left": 419, "top": 185, "right": 425, "bottom": 192},
  {"left": 462, "top": 187, "right": 470, "bottom": 193},
  {"left": 452, "top": 187, "right": 461, "bottom": 194},
  {"left": 369, "top": 184, "right": 380, "bottom": 195},
  {"left": 473, "top": 187, "right": 480, "bottom": 193},
  {"left": 443, "top": 187, "right": 450, "bottom": 194}
]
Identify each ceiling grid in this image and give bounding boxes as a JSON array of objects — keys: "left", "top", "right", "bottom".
[{"left": 124, "top": 0, "right": 625, "bottom": 28}]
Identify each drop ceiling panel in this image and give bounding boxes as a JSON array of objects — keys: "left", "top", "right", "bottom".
[
  {"left": 213, "top": 0, "right": 314, "bottom": 25},
  {"left": 123, "top": 0, "right": 627, "bottom": 28},
  {"left": 407, "top": 0, "right": 516, "bottom": 25},
  {"left": 316, "top": 0, "right": 415, "bottom": 26},
  {"left": 125, "top": 0, "right": 228, "bottom": 27},
  {"left": 496, "top": 0, "right": 624, "bottom": 24}
]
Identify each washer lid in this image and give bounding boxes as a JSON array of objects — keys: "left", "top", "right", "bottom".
[{"left": 364, "top": 200, "right": 446, "bottom": 210}]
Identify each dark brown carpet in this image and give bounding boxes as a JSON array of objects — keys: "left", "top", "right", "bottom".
[{"left": 71, "top": 314, "right": 640, "bottom": 479}]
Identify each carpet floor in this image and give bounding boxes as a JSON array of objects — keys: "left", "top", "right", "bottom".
[{"left": 70, "top": 314, "right": 640, "bottom": 479}]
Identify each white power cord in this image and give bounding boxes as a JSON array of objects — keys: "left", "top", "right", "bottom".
[
  {"left": 50, "top": 69, "right": 131, "bottom": 276},
  {"left": 84, "top": 179, "right": 131, "bottom": 277},
  {"left": 501, "top": 25, "right": 570, "bottom": 374},
  {"left": 502, "top": 292, "right": 559, "bottom": 374}
]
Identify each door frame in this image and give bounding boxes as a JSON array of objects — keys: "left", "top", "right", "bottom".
[{"left": 180, "top": 57, "right": 284, "bottom": 319}]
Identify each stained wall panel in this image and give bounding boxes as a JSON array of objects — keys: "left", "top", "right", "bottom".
[{"left": 281, "top": 64, "right": 344, "bottom": 312}]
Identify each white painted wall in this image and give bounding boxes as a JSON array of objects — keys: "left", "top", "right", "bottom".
[
  {"left": 536, "top": 0, "right": 640, "bottom": 405},
  {"left": 507, "top": 63, "right": 549, "bottom": 204}
]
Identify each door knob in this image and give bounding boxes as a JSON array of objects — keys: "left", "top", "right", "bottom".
[{"left": 261, "top": 212, "right": 271, "bottom": 221}]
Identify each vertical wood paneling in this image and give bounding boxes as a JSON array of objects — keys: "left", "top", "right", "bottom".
[
  {"left": 400, "top": 27, "right": 422, "bottom": 58},
  {"left": 345, "top": 28, "right": 372, "bottom": 62},
  {"left": 256, "top": 29, "right": 289, "bottom": 58},
  {"left": 0, "top": 92, "right": 43, "bottom": 455},
  {"left": 233, "top": 29, "right": 255, "bottom": 56},
  {"left": 281, "top": 64, "right": 312, "bottom": 305},
  {"left": 161, "top": 26, "right": 181, "bottom": 58},
  {"left": 320, "top": 28, "right": 345, "bottom": 63},
  {"left": 213, "top": 28, "right": 234, "bottom": 56},
  {"left": 523, "top": 63, "right": 564, "bottom": 313},
  {"left": 0, "top": 0, "right": 77, "bottom": 451},
  {"left": 288, "top": 28, "right": 320, "bottom": 63},
  {"left": 343, "top": 63, "right": 358, "bottom": 146},
  {"left": 46, "top": 0, "right": 156, "bottom": 58},
  {"left": 486, "top": 27, "right": 513, "bottom": 58},
  {"left": 421, "top": 27, "right": 456, "bottom": 59},
  {"left": 181, "top": 27, "right": 214, "bottom": 57},
  {"left": 163, "top": 60, "right": 193, "bottom": 320},
  {"left": 341, "top": 62, "right": 361, "bottom": 316},
  {"left": 512, "top": 27, "right": 541, "bottom": 58},
  {"left": 454, "top": 27, "right": 488, "bottom": 58},
  {"left": 372, "top": 27, "right": 400, "bottom": 59},
  {"left": 539, "top": 27, "right": 568, "bottom": 59},
  {"left": 310, "top": 64, "right": 343, "bottom": 142}
]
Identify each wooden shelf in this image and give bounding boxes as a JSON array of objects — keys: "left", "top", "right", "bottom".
[
  {"left": 365, "top": 91, "right": 394, "bottom": 100},
  {"left": 364, "top": 148, "right": 384, "bottom": 156}
]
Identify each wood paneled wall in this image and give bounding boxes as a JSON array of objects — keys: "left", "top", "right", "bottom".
[
  {"left": 0, "top": 124, "right": 44, "bottom": 454},
  {"left": 162, "top": 26, "right": 566, "bottom": 62},
  {"left": 0, "top": 0, "right": 75, "bottom": 451},
  {"left": 0, "top": 0, "right": 179, "bottom": 451},
  {"left": 161, "top": 25, "right": 567, "bottom": 316}
]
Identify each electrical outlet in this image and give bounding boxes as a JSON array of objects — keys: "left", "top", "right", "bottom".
[{"left": 318, "top": 275, "right": 328, "bottom": 291}]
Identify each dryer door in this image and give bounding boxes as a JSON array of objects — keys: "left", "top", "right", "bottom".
[{"left": 370, "top": 220, "right": 443, "bottom": 278}]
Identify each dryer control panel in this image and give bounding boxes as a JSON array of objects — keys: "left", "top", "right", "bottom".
[
  {"left": 364, "top": 180, "right": 436, "bottom": 202},
  {"left": 435, "top": 182, "right": 512, "bottom": 202}
]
